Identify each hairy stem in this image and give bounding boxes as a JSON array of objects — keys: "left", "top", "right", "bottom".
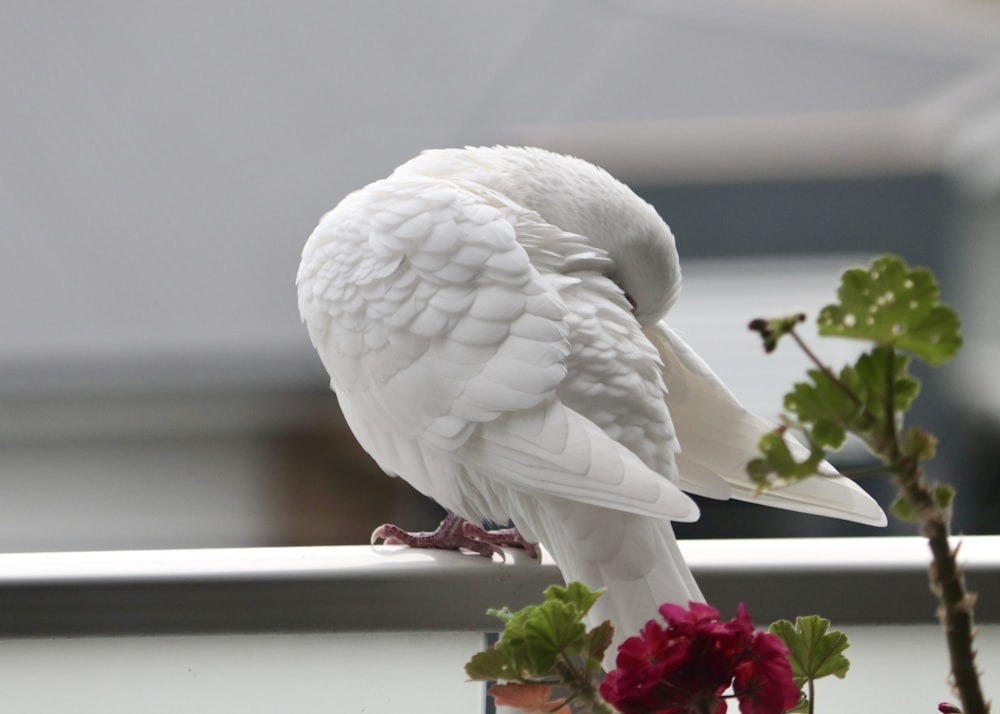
[
  {"left": 881, "top": 348, "right": 988, "bottom": 714},
  {"left": 894, "top": 461, "right": 988, "bottom": 714},
  {"left": 782, "top": 333, "right": 988, "bottom": 712}
]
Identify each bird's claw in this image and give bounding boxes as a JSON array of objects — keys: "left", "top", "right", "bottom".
[
  {"left": 370, "top": 513, "right": 539, "bottom": 560},
  {"left": 461, "top": 522, "right": 542, "bottom": 560}
]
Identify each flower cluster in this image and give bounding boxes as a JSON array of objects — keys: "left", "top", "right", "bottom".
[{"left": 600, "top": 602, "right": 800, "bottom": 714}]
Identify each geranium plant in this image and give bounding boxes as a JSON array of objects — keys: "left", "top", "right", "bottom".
[
  {"left": 747, "top": 254, "right": 985, "bottom": 713},
  {"left": 467, "top": 255, "right": 990, "bottom": 714},
  {"left": 466, "top": 584, "right": 845, "bottom": 714},
  {"left": 465, "top": 583, "right": 615, "bottom": 714}
]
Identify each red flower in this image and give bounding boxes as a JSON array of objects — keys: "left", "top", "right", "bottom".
[{"left": 600, "top": 602, "right": 800, "bottom": 714}]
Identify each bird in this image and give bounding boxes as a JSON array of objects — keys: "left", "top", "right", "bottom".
[{"left": 296, "top": 146, "right": 886, "bottom": 655}]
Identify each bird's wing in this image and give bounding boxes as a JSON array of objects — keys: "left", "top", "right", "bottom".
[
  {"left": 297, "top": 176, "right": 697, "bottom": 523},
  {"left": 645, "top": 321, "right": 887, "bottom": 526}
]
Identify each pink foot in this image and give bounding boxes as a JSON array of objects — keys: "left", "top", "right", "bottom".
[
  {"left": 461, "top": 522, "right": 541, "bottom": 560},
  {"left": 371, "top": 512, "right": 539, "bottom": 560}
]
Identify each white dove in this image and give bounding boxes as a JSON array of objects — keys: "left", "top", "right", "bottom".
[{"left": 296, "top": 146, "right": 885, "bottom": 651}]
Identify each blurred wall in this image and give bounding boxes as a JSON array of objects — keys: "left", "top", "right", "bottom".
[{"left": 2, "top": 1, "right": 1000, "bottom": 551}]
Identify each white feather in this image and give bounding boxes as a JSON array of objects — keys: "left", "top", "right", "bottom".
[
  {"left": 297, "top": 146, "right": 885, "bottom": 661},
  {"left": 647, "top": 323, "right": 887, "bottom": 526}
]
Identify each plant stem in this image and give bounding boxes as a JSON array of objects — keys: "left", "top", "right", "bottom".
[
  {"left": 568, "top": 683, "right": 618, "bottom": 714},
  {"left": 882, "top": 346, "right": 898, "bottom": 454},
  {"left": 808, "top": 676, "right": 815, "bottom": 714},
  {"left": 784, "top": 334, "right": 989, "bottom": 711},
  {"left": 789, "top": 329, "right": 865, "bottom": 412},
  {"left": 881, "top": 348, "right": 988, "bottom": 714},
  {"left": 840, "top": 463, "right": 892, "bottom": 479},
  {"left": 895, "top": 461, "right": 988, "bottom": 714},
  {"left": 554, "top": 657, "right": 619, "bottom": 714}
]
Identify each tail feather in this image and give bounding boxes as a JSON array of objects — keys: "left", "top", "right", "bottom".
[{"left": 509, "top": 494, "right": 702, "bottom": 665}]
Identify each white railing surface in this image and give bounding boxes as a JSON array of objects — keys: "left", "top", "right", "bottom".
[{"left": 0, "top": 536, "right": 997, "bottom": 713}]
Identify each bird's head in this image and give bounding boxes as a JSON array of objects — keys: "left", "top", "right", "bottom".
[{"left": 396, "top": 146, "right": 681, "bottom": 325}]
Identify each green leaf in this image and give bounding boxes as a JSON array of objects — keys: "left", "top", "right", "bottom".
[
  {"left": 781, "top": 348, "right": 919, "bottom": 456},
  {"left": 465, "top": 645, "right": 519, "bottom": 681},
  {"left": 770, "top": 615, "right": 851, "bottom": 683},
  {"left": 866, "top": 348, "right": 921, "bottom": 416},
  {"left": 522, "top": 601, "right": 587, "bottom": 672},
  {"left": 934, "top": 483, "right": 955, "bottom": 512},
  {"left": 889, "top": 484, "right": 952, "bottom": 523},
  {"left": 747, "top": 429, "right": 827, "bottom": 489},
  {"left": 852, "top": 348, "right": 921, "bottom": 416},
  {"left": 890, "top": 494, "right": 923, "bottom": 523},
  {"left": 783, "top": 369, "right": 859, "bottom": 450},
  {"left": 477, "top": 584, "right": 603, "bottom": 678},
  {"left": 749, "top": 343, "right": 927, "bottom": 485},
  {"left": 787, "top": 697, "right": 811, "bottom": 714},
  {"left": 544, "top": 582, "right": 603, "bottom": 618},
  {"left": 809, "top": 417, "right": 847, "bottom": 451},
  {"left": 817, "top": 255, "right": 962, "bottom": 365},
  {"left": 584, "top": 620, "right": 615, "bottom": 672},
  {"left": 487, "top": 606, "right": 515, "bottom": 624},
  {"left": 902, "top": 426, "right": 937, "bottom": 462}
]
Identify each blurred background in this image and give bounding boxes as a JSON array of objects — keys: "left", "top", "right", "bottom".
[{"left": 2, "top": 0, "right": 999, "bottom": 552}]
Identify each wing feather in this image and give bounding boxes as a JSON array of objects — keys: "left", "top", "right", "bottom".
[
  {"left": 646, "top": 322, "right": 887, "bottom": 526},
  {"left": 467, "top": 402, "right": 698, "bottom": 521}
]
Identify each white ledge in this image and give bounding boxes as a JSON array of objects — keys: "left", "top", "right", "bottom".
[
  {"left": 681, "top": 534, "right": 1000, "bottom": 571},
  {"left": 0, "top": 536, "right": 997, "bottom": 637}
]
